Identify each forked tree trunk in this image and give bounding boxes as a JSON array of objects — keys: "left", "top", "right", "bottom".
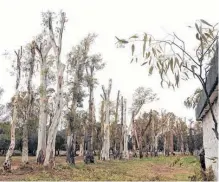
[
  {"left": 3, "top": 47, "right": 22, "bottom": 171},
  {"left": 43, "top": 12, "right": 66, "bottom": 167}
]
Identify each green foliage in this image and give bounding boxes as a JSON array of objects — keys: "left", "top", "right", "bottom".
[
  {"left": 184, "top": 88, "right": 202, "bottom": 109},
  {"left": 116, "top": 19, "right": 219, "bottom": 89}
]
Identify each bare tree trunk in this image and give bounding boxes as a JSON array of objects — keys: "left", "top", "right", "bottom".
[
  {"left": 85, "top": 78, "right": 95, "bottom": 163},
  {"left": 119, "top": 96, "right": 123, "bottom": 158},
  {"left": 66, "top": 133, "right": 74, "bottom": 164},
  {"left": 163, "top": 134, "right": 166, "bottom": 155},
  {"left": 100, "top": 100, "right": 105, "bottom": 159},
  {"left": 180, "top": 123, "right": 184, "bottom": 154},
  {"left": 22, "top": 121, "right": 28, "bottom": 163},
  {"left": 79, "top": 126, "right": 85, "bottom": 157},
  {"left": 114, "top": 90, "right": 120, "bottom": 152},
  {"left": 101, "top": 79, "right": 112, "bottom": 160},
  {"left": 3, "top": 47, "right": 22, "bottom": 171},
  {"left": 131, "top": 112, "right": 137, "bottom": 154},
  {"left": 36, "top": 55, "right": 49, "bottom": 160},
  {"left": 44, "top": 63, "right": 65, "bottom": 166},
  {"left": 123, "top": 99, "right": 128, "bottom": 159},
  {"left": 22, "top": 43, "right": 35, "bottom": 164},
  {"left": 169, "top": 130, "right": 174, "bottom": 154},
  {"left": 3, "top": 93, "right": 19, "bottom": 171}
]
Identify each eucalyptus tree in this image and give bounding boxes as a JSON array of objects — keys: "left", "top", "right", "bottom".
[
  {"left": 134, "top": 110, "right": 152, "bottom": 158},
  {"left": 41, "top": 11, "right": 67, "bottom": 167},
  {"left": 116, "top": 20, "right": 219, "bottom": 139},
  {"left": 3, "top": 47, "right": 23, "bottom": 171},
  {"left": 34, "top": 32, "right": 52, "bottom": 160},
  {"left": 130, "top": 86, "right": 158, "bottom": 154},
  {"left": 65, "top": 34, "right": 96, "bottom": 164},
  {"left": 84, "top": 53, "right": 105, "bottom": 163}
]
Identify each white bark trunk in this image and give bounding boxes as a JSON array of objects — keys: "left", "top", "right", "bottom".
[
  {"left": 44, "top": 63, "right": 65, "bottom": 166},
  {"left": 4, "top": 92, "right": 19, "bottom": 170},
  {"left": 36, "top": 61, "right": 48, "bottom": 159},
  {"left": 3, "top": 47, "right": 22, "bottom": 171},
  {"left": 101, "top": 79, "right": 112, "bottom": 160}
]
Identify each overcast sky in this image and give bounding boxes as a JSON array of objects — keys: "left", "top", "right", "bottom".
[{"left": 0, "top": 0, "right": 218, "bottom": 123}]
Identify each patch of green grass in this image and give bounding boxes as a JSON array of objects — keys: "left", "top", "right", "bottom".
[{"left": 1, "top": 155, "right": 200, "bottom": 181}]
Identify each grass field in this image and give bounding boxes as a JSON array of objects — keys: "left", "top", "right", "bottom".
[{"left": 0, "top": 155, "right": 200, "bottom": 181}]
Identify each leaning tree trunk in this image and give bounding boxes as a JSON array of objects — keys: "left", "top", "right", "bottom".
[
  {"left": 44, "top": 63, "right": 65, "bottom": 167},
  {"left": 22, "top": 44, "right": 35, "bottom": 164},
  {"left": 3, "top": 92, "right": 19, "bottom": 171},
  {"left": 3, "top": 47, "right": 22, "bottom": 171}
]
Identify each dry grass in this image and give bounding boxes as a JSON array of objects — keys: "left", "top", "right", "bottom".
[{"left": 0, "top": 155, "right": 200, "bottom": 181}]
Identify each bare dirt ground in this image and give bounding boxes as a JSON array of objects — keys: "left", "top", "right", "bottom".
[{"left": 0, "top": 155, "right": 200, "bottom": 181}]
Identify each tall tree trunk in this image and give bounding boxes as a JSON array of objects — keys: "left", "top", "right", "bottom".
[
  {"left": 163, "top": 134, "right": 167, "bottom": 155},
  {"left": 3, "top": 47, "right": 22, "bottom": 171},
  {"left": 100, "top": 100, "right": 105, "bottom": 159},
  {"left": 36, "top": 60, "right": 48, "bottom": 159},
  {"left": 66, "top": 133, "right": 74, "bottom": 164},
  {"left": 114, "top": 90, "right": 120, "bottom": 151},
  {"left": 101, "top": 79, "right": 112, "bottom": 160},
  {"left": 79, "top": 126, "right": 85, "bottom": 156},
  {"left": 131, "top": 112, "right": 136, "bottom": 153},
  {"left": 85, "top": 78, "right": 95, "bottom": 163},
  {"left": 119, "top": 96, "right": 123, "bottom": 157},
  {"left": 169, "top": 130, "right": 174, "bottom": 154},
  {"left": 123, "top": 99, "right": 128, "bottom": 159},
  {"left": 22, "top": 120, "right": 28, "bottom": 163},
  {"left": 44, "top": 63, "right": 65, "bottom": 166},
  {"left": 22, "top": 44, "right": 35, "bottom": 164}
]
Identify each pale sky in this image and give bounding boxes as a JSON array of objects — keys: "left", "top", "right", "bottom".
[{"left": 0, "top": 0, "right": 218, "bottom": 123}]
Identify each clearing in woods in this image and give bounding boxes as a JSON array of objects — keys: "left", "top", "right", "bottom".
[{"left": 0, "top": 155, "right": 200, "bottom": 181}]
